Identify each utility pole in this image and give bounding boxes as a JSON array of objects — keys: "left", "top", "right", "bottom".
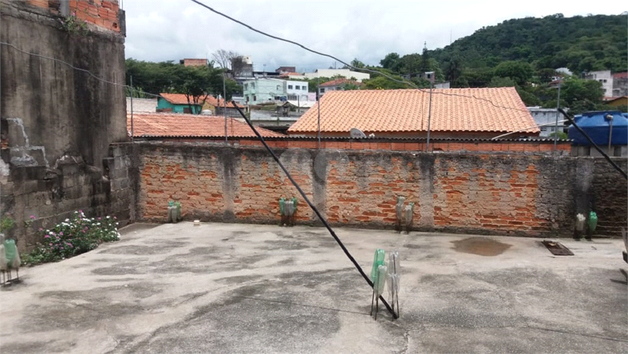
[
  {"left": 317, "top": 76, "right": 321, "bottom": 149},
  {"left": 553, "top": 79, "right": 561, "bottom": 153},
  {"left": 223, "top": 73, "right": 227, "bottom": 144},
  {"left": 130, "top": 75, "right": 134, "bottom": 142},
  {"left": 426, "top": 81, "right": 433, "bottom": 151}
]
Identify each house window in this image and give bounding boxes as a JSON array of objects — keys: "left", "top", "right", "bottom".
[
  {"left": 303, "top": 86, "right": 307, "bottom": 90},
  {"left": 288, "top": 94, "right": 297, "bottom": 100},
  {"left": 295, "top": 85, "right": 300, "bottom": 90},
  {"left": 277, "top": 85, "right": 281, "bottom": 90},
  {"left": 251, "top": 83, "right": 255, "bottom": 89},
  {"left": 244, "top": 83, "right": 248, "bottom": 90},
  {"left": 253, "top": 95, "right": 257, "bottom": 101},
  {"left": 183, "top": 107, "right": 192, "bottom": 114},
  {"left": 288, "top": 85, "right": 293, "bottom": 89},
  {"left": 320, "top": 88, "right": 325, "bottom": 93}
]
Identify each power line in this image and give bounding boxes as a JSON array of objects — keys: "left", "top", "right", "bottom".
[
  {"left": 187, "top": 1, "right": 539, "bottom": 117},
  {"left": 189, "top": 0, "right": 417, "bottom": 89}
]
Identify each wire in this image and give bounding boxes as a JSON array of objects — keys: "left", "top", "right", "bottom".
[
  {"left": 0, "top": 41, "right": 127, "bottom": 88},
  {"left": 231, "top": 101, "right": 398, "bottom": 319},
  {"left": 188, "top": 0, "right": 543, "bottom": 119},
  {"left": 558, "top": 108, "right": 627, "bottom": 180},
  {"left": 189, "top": 0, "right": 416, "bottom": 89}
]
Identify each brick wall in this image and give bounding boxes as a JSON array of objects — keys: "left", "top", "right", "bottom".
[
  {"left": 142, "top": 137, "right": 572, "bottom": 154},
  {"left": 137, "top": 143, "right": 627, "bottom": 238},
  {"left": 26, "top": 0, "right": 122, "bottom": 33}
]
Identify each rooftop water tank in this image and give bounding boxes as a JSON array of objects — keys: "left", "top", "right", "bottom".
[{"left": 568, "top": 111, "right": 628, "bottom": 146}]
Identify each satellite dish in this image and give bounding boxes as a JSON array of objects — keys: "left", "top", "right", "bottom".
[{"left": 350, "top": 128, "right": 367, "bottom": 138}]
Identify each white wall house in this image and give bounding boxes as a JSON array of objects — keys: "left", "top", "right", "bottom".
[
  {"left": 584, "top": 70, "right": 613, "bottom": 97},
  {"left": 528, "top": 107, "right": 563, "bottom": 138},
  {"left": 243, "top": 78, "right": 309, "bottom": 105},
  {"left": 303, "top": 69, "right": 370, "bottom": 82}
]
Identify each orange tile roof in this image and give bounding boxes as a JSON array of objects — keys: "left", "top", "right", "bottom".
[
  {"left": 160, "top": 93, "right": 243, "bottom": 108},
  {"left": 319, "top": 78, "right": 362, "bottom": 87},
  {"left": 127, "top": 113, "right": 282, "bottom": 138},
  {"left": 287, "top": 88, "right": 539, "bottom": 134}
]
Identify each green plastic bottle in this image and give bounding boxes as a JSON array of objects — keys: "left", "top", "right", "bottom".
[{"left": 588, "top": 211, "right": 598, "bottom": 232}]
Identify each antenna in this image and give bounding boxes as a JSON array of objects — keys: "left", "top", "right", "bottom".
[{"left": 350, "top": 128, "right": 367, "bottom": 138}]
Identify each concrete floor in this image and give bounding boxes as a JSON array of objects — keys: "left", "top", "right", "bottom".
[{"left": 0, "top": 222, "right": 626, "bottom": 354}]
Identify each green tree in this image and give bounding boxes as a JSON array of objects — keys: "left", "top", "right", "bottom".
[
  {"left": 170, "top": 65, "right": 225, "bottom": 114},
  {"left": 380, "top": 52, "right": 401, "bottom": 71},
  {"left": 350, "top": 58, "right": 366, "bottom": 69},
  {"left": 494, "top": 61, "right": 533, "bottom": 85},
  {"left": 488, "top": 76, "right": 517, "bottom": 87},
  {"left": 561, "top": 77, "right": 604, "bottom": 113},
  {"left": 363, "top": 76, "right": 407, "bottom": 90}
]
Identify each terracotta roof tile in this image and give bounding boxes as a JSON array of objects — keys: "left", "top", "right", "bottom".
[
  {"left": 128, "top": 113, "right": 282, "bottom": 138},
  {"left": 160, "top": 93, "right": 244, "bottom": 108},
  {"left": 287, "top": 88, "right": 539, "bottom": 134},
  {"left": 613, "top": 72, "right": 628, "bottom": 79}
]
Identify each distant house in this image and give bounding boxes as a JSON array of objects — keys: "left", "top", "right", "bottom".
[
  {"left": 303, "top": 69, "right": 370, "bottom": 82},
  {"left": 527, "top": 107, "right": 563, "bottom": 137},
  {"left": 612, "top": 72, "right": 628, "bottom": 97},
  {"left": 180, "top": 58, "right": 208, "bottom": 67},
  {"left": 156, "top": 93, "right": 242, "bottom": 115},
  {"left": 603, "top": 96, "right": 627, "bottom": 108},
  {"left": 127, "top": 112, "right": 283, "bottom": 138},
  {"left": 243, "top": 78, "right": 309, "bottom": 104},
  {"left": 584, "top": 70, "right": 613, "bottom": 97},
  {"left": 276, "top": 66, "right": 296, "bottom": 74},
  {"left": 317, "top": 78, "right": 362, "bottom": 97},
  {"left": 157, "top": 93, "right": 202, "bottom": 114},
  {"left": 126, "top": 97, "right": 157, "bottom": 113},
  {"left": 287, "top": 87, "right": 540, "bottom": 139}
]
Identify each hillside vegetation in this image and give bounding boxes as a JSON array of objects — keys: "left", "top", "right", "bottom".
[{"left": 367, "top": 13, "right": 627, "bottom": 113}]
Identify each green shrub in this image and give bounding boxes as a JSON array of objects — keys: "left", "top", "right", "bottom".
[{"left": 21, "top": 211, "right": 119, "bottom": 265}]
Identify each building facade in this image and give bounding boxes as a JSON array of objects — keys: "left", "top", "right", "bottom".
[
  {"left": 584, "top": 70, "right": 613, "bottom": 97},
  {"left": 243, "top": 78, "right": 309, "bottom": 104},
  {"left": 303, "top": 69, "right": 370, "bottom": 82},
  {"left": 527, "top": 107, "right": 563, "bottom": 138}
]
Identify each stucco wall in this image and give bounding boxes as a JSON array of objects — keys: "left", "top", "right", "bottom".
[
  {"left": 1, "top": 0, "right": 127, "bottom": 169},
  {"left": 0, "top": 1, "right": 129, "bottom": 250}
]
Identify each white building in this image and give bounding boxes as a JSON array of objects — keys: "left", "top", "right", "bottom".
[
  {"left": 303, "top": 69, "right": 370, "bottom": 82},
  {"left": 242, "top": 78, "right": 309, "bottom": 105},
  {"left": 584, "top": 70, "right": 613, "bottom": 97},
  {"left": 528, "top": 107, "right": 563, "bottom": 138}
]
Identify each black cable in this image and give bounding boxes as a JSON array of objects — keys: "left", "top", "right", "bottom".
[
  {"left": 558, "top": 108, "right": 627, "bottom": 180},
  {"left": 188, "top": 1, "right": 545, "bottom": 119},
  {"left": 190, "top": 0, "right": 414, "bottom": 89},
  {"left": 231, "top": 101, "right": 398, "bottom": 319}
]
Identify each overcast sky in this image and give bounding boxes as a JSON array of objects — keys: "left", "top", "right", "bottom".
[{"left": 123, "top": 0, "right": 626, "bottom": 72}]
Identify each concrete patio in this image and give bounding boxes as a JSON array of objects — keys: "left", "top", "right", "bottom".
[{"left": 0, "top": 222, "right": 626, "bottom": 353}]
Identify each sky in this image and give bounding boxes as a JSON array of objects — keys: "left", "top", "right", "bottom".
[{"left": 122, "top": 0, "right": 627, "bottom": 72}]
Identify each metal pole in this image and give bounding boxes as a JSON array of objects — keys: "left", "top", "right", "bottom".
[
  {"left": 223, "top": 73, "right": 227, "bottom": 144},
  {"left": 317, "top": 76, "right": 321, "bottom": 149},
  {"left": 130, "top": 75, "right": 134, "bottom": 142},
  {"left": 608, "top": 114, "right": 613, "bottom": 153},
  {"left": 553, "top": 80, "right": 561, "bottom": 153},
  {"left": 426, "top": 82, "right": 433, "bottom": 151}
]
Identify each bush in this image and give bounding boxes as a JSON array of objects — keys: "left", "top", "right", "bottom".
[{"left": 21, "top": 211, "right": 120, "bottom": 265}]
